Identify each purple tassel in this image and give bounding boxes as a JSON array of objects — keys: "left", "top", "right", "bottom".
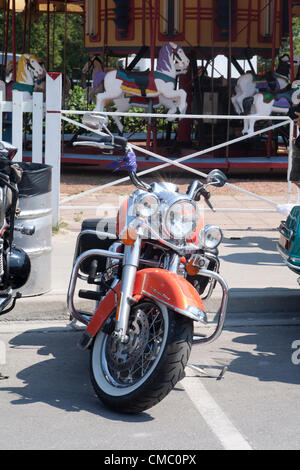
[{"left": 107, "top": 150, "right": 137, "bottom": 173}]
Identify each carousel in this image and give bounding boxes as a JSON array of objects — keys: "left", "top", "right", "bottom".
[{"left": 1, "top": 0, "right": 300, "bottom": 173}]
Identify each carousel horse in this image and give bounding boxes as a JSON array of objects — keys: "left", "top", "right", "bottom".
[
  {"left": 5, "top": 61, "right": 13, "bottom": 84},
  {"left": 33, "top": 59, "right": 71, "bottom": 101},
  {"left": 82, "top": 55, "right": 105, "bottom": 103},
  {"left": 241, "top": 80, "right": 300, "bottom": 135},
  {"left": 82, "top": 55, "right": 162, "bottom": 132},
  {"left": 88, "top": 43, "right": 189, "bottom": 132},
  {"left": 11, "top": 53, "right": 44, "bottom": 101},
  {"left": 231, "top": 54, "right": 300, "bottom": 115}
]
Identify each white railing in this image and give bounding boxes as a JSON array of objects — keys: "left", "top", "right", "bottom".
[
  {"left": 0, "top": 90, "right": 43, "bottom": 162},
  {"left": 0, "top": 73, "right": 62, "bottom": 226}
]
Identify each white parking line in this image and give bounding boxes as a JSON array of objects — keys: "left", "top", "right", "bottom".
[{"left": 182, "top": 371, "right": 252, "bottom": 450}]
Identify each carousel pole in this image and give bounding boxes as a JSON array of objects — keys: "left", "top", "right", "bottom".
[
  {"left": 289, "top": 0, "right": 295, "bottom": 83},
  {"left": 147, "top": 0, "right": 155, "bottom": 151},
  {"left": 271, "top": 0, "right": 277, "bottom": 70},
  {"left": 12, "top": 0, "right": 16, "bottom": 82},
  {"left": 152, "top": 0, "right": 157, "bottom": 153},
  {"left": 4, "top": 0, "right": 10, "bottom": 71},
  {"left": 28, "top": 0, "right": 31, "bottom": 52},
  {"left": 22, "top": 0, "right": 28, "bottom": 53},
  {"left": 288, "top": 0, "right": 295, "bottom": 198},
  {"left": 52, "top": 3, "right": 56, "bottom": 70},
  {"left": 268, "top": 0, "right": 277, "bottom": 156},
  {"left": 47, "top": 0, "right": 50, "bottom": 71}
]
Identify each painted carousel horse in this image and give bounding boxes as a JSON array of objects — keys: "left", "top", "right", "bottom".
[
  {"left": 82, "top": 55, "right": 105, "bottom": 103},
  {"left": 90, "top": 43, "right": 189, "bottom": 131},
  {"left": 232, "top": 54, "right": 300, "bottom": 115},
  {"left": 241, "top": 80, "right": 300, "bottom": 135},
  {"left": 82, "top": 55, "right": 162, "bottom": 132},
  {"left": 11, "top": 53, "right": 44, "bottom": 101},
  {"left": 33, "top": 59, "right": 71, "bottom": 101}
]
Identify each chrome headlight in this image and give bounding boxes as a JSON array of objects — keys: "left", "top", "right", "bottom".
[
  {"left": 199, "top": 225, "right": 223, "bottom": 249},
  {"left": 134, "top": 193, "right": 159, "bottom": 218},
  {"left": 165, "top": 199, "right": 198, "bottom": 239}
]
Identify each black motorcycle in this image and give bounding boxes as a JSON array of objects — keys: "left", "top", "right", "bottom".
[{"left": 0, "top": 140, "right": 33, "bottom": 316}]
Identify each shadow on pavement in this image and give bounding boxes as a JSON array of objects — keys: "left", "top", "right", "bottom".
[{"left": 1, "top": 327, "right": 154, "bottom": 422}]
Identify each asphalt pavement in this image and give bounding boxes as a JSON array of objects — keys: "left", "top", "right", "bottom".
[
  {"left": 1, "top": 188, "right": 300, "bottom": 324},
  {"left": 1, "top": 188, "right": 300, "bottom": 451}
]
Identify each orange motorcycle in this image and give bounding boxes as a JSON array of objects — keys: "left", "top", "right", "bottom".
[{"left": 67, "top": 127, "right": 228, "bottom": 413}]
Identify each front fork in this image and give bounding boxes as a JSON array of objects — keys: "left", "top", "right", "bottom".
[{"left": 114, "top": 236, "right": 142, "bottom": 343}]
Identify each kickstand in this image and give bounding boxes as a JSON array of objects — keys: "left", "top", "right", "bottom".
[{"left": 187, "top": 363, "right": 227, "bottom": 380}]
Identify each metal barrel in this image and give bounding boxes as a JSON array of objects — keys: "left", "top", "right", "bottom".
[{"left": 14, "top": 162, "right": 52, "bottom": 296}]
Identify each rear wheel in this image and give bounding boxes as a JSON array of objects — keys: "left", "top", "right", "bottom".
[{"left": 90, "top": 301, "right": 193, "bottom": 413}]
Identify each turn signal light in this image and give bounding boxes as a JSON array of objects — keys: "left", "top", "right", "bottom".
[
  {"left": 186, "top": 259, "right": 200, "bottom": 276},
  {"left": 120, "top": 227, "right": 137, "bottom": 246}
]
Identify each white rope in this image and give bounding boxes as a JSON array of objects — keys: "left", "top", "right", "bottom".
[
  {"left": 60, "top": 205, "right": 277, "bottom": 213},
  {"left": 60, "top": 114, "right": 290, "bottom": 207},
  {"left": 61, "top": 109, "right": 290, "bottom": 121}
]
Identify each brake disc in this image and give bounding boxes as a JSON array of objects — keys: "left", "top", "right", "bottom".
[{"left": 106, "top": 308, "right": 150, "bottom": 372}]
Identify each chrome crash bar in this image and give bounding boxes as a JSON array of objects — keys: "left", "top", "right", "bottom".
[
  {"left": 67, "top": 248, "right": 124, "bottom": 325},
  {"left": 193, "top": 269, "right": 229, "bottom": 344}
]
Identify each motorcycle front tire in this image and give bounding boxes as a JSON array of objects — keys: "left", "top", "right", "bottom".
[{"left": 90, "top": 302, "right": 193, "bottom": 414}]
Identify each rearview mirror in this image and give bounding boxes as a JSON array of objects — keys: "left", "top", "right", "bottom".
[
  {"left": 206, "top": 169, "right": 227, "bottom": 187},
  {"left": 82, "top": 113, "right": 107, "bottom": 131}
]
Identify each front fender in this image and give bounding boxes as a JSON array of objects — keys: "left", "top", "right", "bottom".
[
  {"left": 85, "top": 268, "right": 205, "bottom": 340},
  {"left": 134, "top": 268, "right": 205, "bottom": 320}
]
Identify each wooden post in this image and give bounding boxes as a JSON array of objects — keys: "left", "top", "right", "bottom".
[
  {"left": 32, "top": 92, "right": 43, "bottom": 164},
  {"left": 45, "top": 72, "right": 62, "bottom": 227},
  {"left": 12, "top": 90, "right": 23, "bottom": 161}
]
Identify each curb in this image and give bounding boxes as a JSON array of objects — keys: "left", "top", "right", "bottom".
[
  {"left": 1, "top": 287, "right": 299, "bottom": 323},
  {"left": 205, "top": 288, "right": 300, "bottom": 314}
]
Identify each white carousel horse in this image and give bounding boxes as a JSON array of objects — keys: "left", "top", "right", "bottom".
[
  {"left": 90, "top": 42, "right": 189, "bottom": 131},
  {"left": 232, "top": 54, "right": 300, "bottom": 115},
  {"left": 82, "top": 55, "right": 163, "bottom": 132},
  {"left": 241, "top": 80, "right": 300, "bottom": 135},
  {"left": 11, "top": 53, "right": 44, "bottom": 101}
]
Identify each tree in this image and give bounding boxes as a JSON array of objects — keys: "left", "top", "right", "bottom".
[
  {"left": 0, "top": 11, "right": 88, "bottom": 79},
  {"left": 257, "top": 17, "right": 300, "bottom": 73}
]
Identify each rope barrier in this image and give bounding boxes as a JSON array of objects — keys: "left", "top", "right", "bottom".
[{"left": 60, "top": 111, "right": 292, "bottom": 210}]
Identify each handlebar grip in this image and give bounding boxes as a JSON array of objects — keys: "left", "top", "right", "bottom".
[
  {"left": 88, "top": 259, "right": 98, "bottom": 284},
  {"left": 200, "top": 187, "right": 211, "bottom": 200}
]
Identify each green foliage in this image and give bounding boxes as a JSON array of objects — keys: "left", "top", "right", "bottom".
[
  {"left": 62, "top": 85, "right": 95, "bottom": 133},
  {"left": 257, "top": 17, "right": 300, "bottom": 73},
  {"left": 0, "top": 12, "right": 88, "bottom": 80}
]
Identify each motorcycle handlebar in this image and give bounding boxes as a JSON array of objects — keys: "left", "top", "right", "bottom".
[
  {"left": 73, "top": 135, "right": 128, "bottom": 152},
  {"left": 73, "top": 133, "right": 225, "bottom": 203}
]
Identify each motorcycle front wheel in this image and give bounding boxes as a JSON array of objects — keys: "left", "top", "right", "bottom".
[{"left": 90, "top": 301, "right": 193, "bottom": 413}]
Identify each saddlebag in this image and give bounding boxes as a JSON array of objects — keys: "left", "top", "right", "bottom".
[{"left": 75, "top": 218, "right": 117, "bottom": 274}]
